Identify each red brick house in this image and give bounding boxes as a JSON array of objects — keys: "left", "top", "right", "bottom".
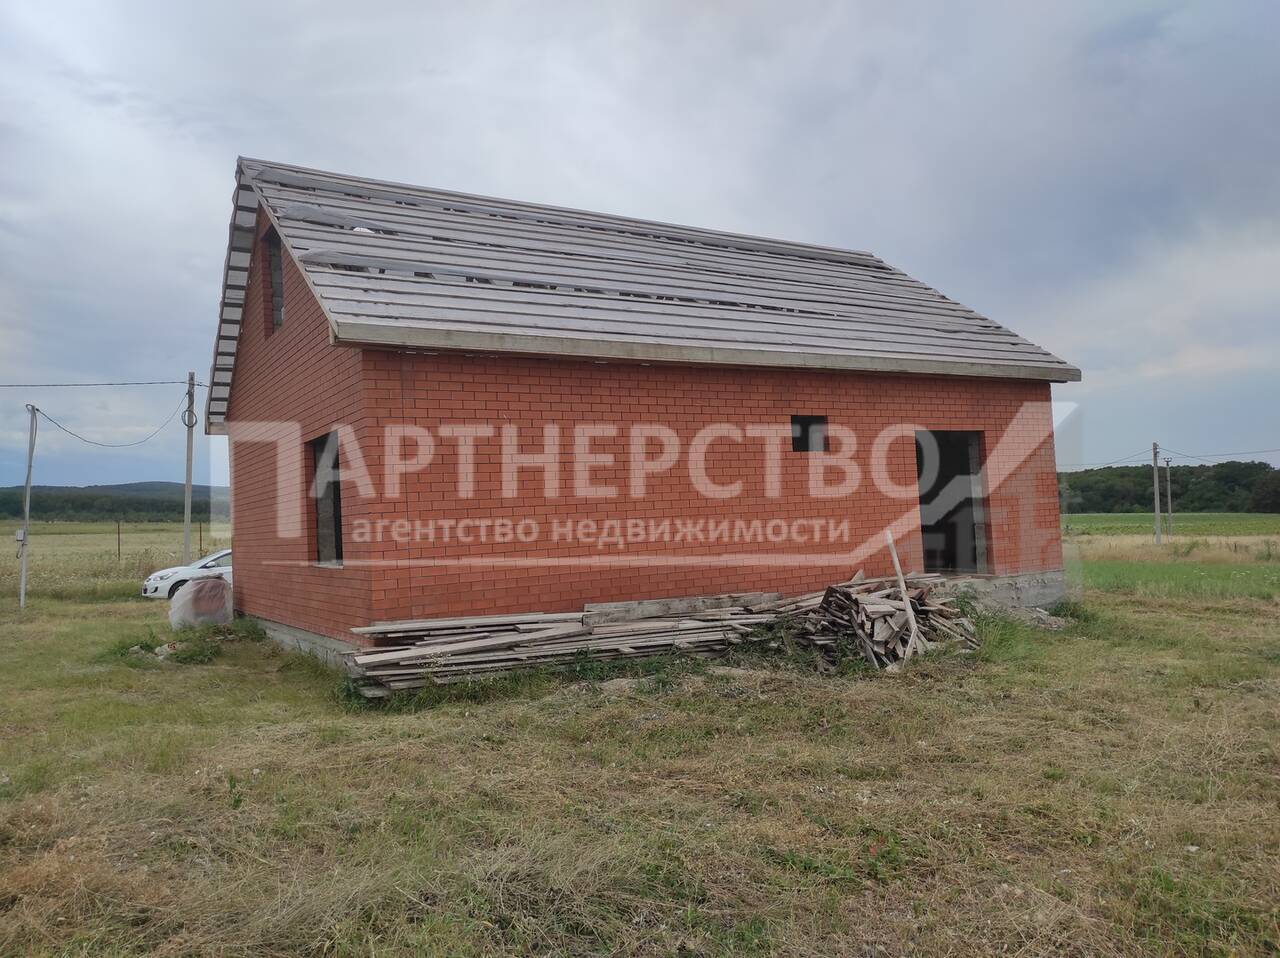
[{"left": 206, "top": 158, "right": 1079, "bottom": 652}]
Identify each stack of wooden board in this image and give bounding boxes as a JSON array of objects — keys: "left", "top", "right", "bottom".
[
  {"left": 344, "top": 609, "right": 773, "bottom": 697},
  {"left": 758, "top": 571, "right": 978, "bottom": 668},
  {"left": 342, "top": 572, "right": 979, "bottom": 696}
]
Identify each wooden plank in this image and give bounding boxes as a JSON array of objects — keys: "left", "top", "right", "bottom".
[
  {"left": 352, "top": 611, "right": 584, "bottom": 636},
  {"left": 354, "top": 632, "right": 526, "bottom": 666},
  {"left": 360, "top": 630, "right": 733, "bottom": 674}
]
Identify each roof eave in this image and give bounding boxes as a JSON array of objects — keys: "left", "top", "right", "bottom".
[
  {"left": 332, "top": 318, "right": 1083, "bottom": 383},
  {"left": 203, "top": 159, "right": 258, "bottom": 434}
]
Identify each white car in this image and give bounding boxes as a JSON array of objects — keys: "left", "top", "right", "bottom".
[{"left": 142, "top": 549, "right": 233, "bottom": 599}]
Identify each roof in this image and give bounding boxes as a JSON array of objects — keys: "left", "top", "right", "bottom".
[{"left": 206, "top": 157, "right": 1080, "bottom": 432}]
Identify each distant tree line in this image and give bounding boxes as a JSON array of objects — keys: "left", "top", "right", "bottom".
[
  {"left": 1060, "top": 461, "right": 1280, "bottom": 514},
  {"left": 3, "top": 465, "right": 1277, "bottom": 522},
  {"left": 0, "top": 483, "right": 230, "bottom": 522}
]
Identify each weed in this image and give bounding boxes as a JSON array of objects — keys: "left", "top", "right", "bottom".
[
  {"left": 1048, "top": 598, "right": 1097, "bottom": 622},
  {"left": 100, "top": 630, "right": 159, "bottom": 659},
  {"left": 974, "top": 611, "right": 1047, "bottom": 665},
  {"left": 162, "top": 618, "right": 268, "bottom": 665},
  {"left": 857, "top": 824, "right": 914, "bottom": 882},
  {"left": 225, "top": 772, "right": 245, "bottom": 809},
  {"left": 764, "top": 825, "right": 916, "bottom": 886},
  {"left": 763, "top": 846, "right": 861, "bottom": 885},
  {"left": 1123, "top": 866, "right": 1279, "bottom": 953},
  {"left": 170, "top": 631, "right": 223, "bottom": 664},
  {"left": 380, "top": 669, "right": 558, "bottom": 712},
  {"left": 948, "top": 587, "right": 980, "bottom": 618}
]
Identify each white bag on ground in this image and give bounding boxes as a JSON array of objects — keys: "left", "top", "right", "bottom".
[{"left": 169, "top": 577, "right": 233, "bottom": 630}]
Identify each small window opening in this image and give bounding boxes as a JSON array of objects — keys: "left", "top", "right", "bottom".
[
  {"left": 311, "top": 433, "right": 343, "bottom": 565},
  {"left": 791, "top": 415, "right": 828, "bottom": 453},
  {"left": 266, "top": 233, "right": 285, "bottom": 330}
]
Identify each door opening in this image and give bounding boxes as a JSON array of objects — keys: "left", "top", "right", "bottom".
[{"left": 915, "top": 430, "right": 988, "bottom": 573}]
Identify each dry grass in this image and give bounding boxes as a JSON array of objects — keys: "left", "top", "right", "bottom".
[
  {"left": 0, "top": 527, "right": 1278, "bottom": 955},
  {"left": 1074, "top": 535, "right": 1280, "bottom": 565},
  {"left": 0, "top": 521, "right": 231, "bottom": 602}
]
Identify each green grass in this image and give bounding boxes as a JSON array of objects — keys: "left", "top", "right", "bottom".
[
  {"left": 1, "top": 524, "right": 1278, "bottom": 956},
  {"left": 1084, "top": 559, "right": 1280, "bottom": 599},
  {"left": 1063, "top": 512, "right": 1280, "bottom": 536}
]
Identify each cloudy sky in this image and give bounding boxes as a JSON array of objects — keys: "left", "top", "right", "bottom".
[{"left": 1, "top": 0, "right": 1277, "bottom": 489}]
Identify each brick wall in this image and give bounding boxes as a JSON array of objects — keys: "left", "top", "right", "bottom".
[
  {"left": 359, "top": 352, "right": 1063, "bottom": 625},
  {"left": 226, "top": 210, "right": 374, "bottom": 639},
  {"left": 227, "top": 227, "right": 1063, "bottom": 640}
]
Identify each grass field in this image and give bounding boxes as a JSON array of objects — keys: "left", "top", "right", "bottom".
[
  {"left": 0, "top": 521, "right": 1277, "bottom": 956},
  {"left": 0, "top": 521, "right": 230, "bottom": 601},
  {"left": 1064, "top": 513, "right": 1280, "bottom": 537}
]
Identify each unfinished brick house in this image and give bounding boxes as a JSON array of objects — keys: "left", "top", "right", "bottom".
[{"left": 206, "top": 158, "right": 1080, "bottom": 652}]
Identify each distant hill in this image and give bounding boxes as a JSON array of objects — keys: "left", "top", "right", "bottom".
[
  {"left": 1059, "top": 460, "right": 1279, "bottom": 514},
  {"left": 0, "top": 481, "right": 230, "bottom": 522}
]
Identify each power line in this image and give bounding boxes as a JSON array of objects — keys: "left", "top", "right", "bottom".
[
  {"left": 1159, "top": 447, "right": 1221, "bottom": 466},
  {"left": 1059, "top": 449, "right": 1151, "bottom": 469},
  {"left": 0, "top": 380, "right": 209, "bottom": 388},
  {"left": 1063, "top": 445, "right": 1280, "bottom": 470},
  {"left": 1162, "top": 445, "right": 1280, "bottom": 463},
  {"left": 35, "top": 394, "right": 188, "bottom": 448}
]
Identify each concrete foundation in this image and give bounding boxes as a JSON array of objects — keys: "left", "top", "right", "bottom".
[
  {"left": 939, "top": 569, "right": 1068, "bottom": 609},
  {"left": 253, "top": 616, "right": 357, "bottom": 669}
]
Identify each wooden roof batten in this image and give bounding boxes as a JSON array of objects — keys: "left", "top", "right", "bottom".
[{"left": 205, "top": 157, "right": 1081, "bottom": 433}]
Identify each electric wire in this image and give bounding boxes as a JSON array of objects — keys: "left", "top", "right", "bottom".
[
  {"left": 1161, "top": 445, "right": 1280, "bottom": 463},
  {"left": 34, "top": 394, "right": 188, "bottom": 448},
  {"left": 0, "top": 380, "right": 208, "bottom": 388},
  {"left": 1064, "top": 445, "right": 1280, "bottom": 470},
  {"left": 1058, "top": 449, "right": 1151, "bottom": 469}
]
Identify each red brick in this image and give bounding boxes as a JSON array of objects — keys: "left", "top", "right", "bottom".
[{"left": 228, "top": 216, "right": 1064, "bottom": 644}]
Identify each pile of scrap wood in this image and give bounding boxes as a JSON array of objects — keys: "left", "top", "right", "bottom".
[
  {"left": 745, "top": 571, "right": 979, "bottom": 669},
  {"left": 342, "top": 572, "right": 979, "bottom": 697},
  {"left": 344, "top": 609, "right": 773, "bottom": 697}
]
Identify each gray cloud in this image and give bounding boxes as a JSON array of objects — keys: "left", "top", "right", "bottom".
[{"left": 1, "top": 0, "right": 1277, "bottom": 485}]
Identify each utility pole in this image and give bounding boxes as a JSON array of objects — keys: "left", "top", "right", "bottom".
[
  {"left": 1060, "top": 470, "right": 1070, "bottom": 535},
  {"left": 19, "top": 404, "right": 37, "bottom": 610},
  {"left": 1164, "top": 457, "right": 1174, "bottom": 537},
  {"left": 1152, "top": 442, "right": 1162, "bottom": 545},
  {"left": 182, "top": 371, "right": 195, "bottom": 564}
]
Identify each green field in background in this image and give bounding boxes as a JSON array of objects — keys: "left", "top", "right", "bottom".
[
  {"left": 1082, "top": 559, "right": 1280, "bottom": 600},
  {"left": 1063, "top": 512, "right": 1280, "bottom": 536},
  {"left": 0, "top": 521, "right": 232, "bottom": 602}
]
